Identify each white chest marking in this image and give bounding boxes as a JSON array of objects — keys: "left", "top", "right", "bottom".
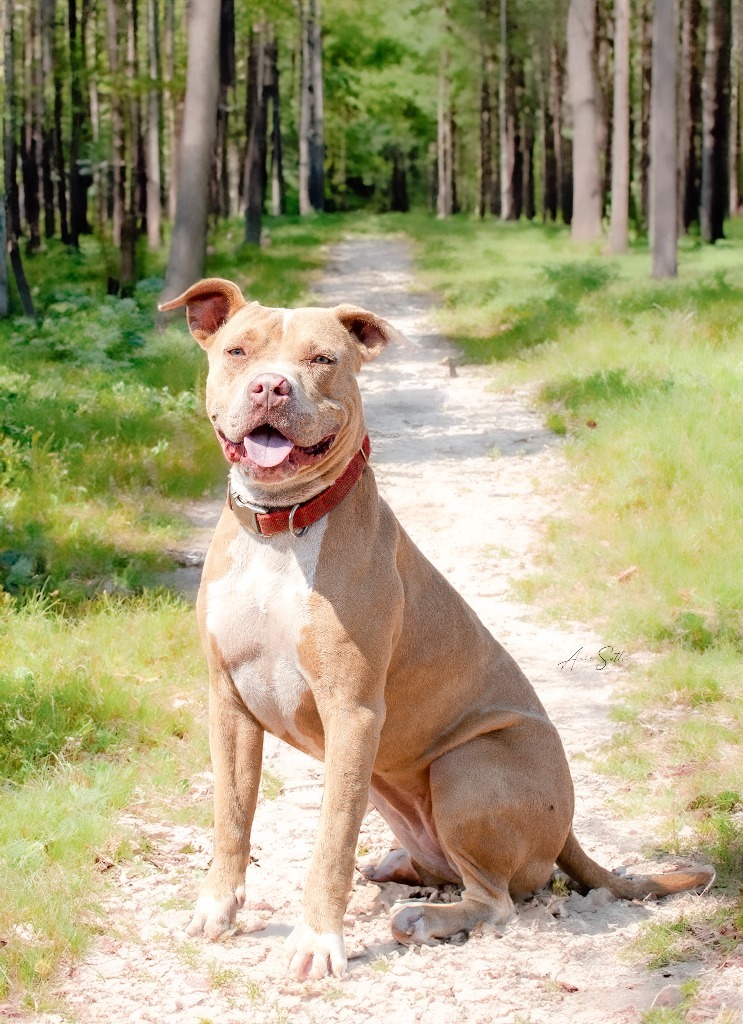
[{"left": 205, "top": 520, "right": 327, "bottom": 747}]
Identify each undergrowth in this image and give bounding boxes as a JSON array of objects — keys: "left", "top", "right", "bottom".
[
  {"left": 402, "top": 213, "right": 743, "bottom": 947},
  {"left": 0, "top": 214, "right": 345, "bottom": 1006}
]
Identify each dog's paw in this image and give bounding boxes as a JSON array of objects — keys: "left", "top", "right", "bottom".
[
  {"left": 390, "top": 902, "right": 441, "bottom": 946},
  {"left": 186, "top": 882, "right": 245, "bottom": 941},
  {"left": 361, "top": 847, "right": 423, "bottom": 884},
  {"left": 285, "top": 920, "right": 347, "bottom": 980}
]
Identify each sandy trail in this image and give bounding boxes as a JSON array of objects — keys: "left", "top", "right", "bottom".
[{"left": 31, "top": 239, "right": 739, "bottom": 1024}]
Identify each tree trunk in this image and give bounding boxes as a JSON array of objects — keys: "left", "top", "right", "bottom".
[
  {"left": 164, "top": 0, "right": 180, "bottom": 221},
  {"left": 0, "top": 200, "right": 8, "bottom": 316},
  {"left": 701, "top": 0, "right": 732, "bottom": 242},
  {"left": 69, "top": 0, "right": 83, "bottom": 245},
  {"left": 678, "top": 0, "right": 702, "bottom": 232},
  {"left": 106, "top": 0, "right": 125, "bottom": 247},
  {"left": 650, "top": 0, "right": 677, "bottom": 278},
  {"left": 53, "top": 7, "right": 71, "bottom": 245},
  {"left": 3, "top": 0, "right": 36, "bottom": 317},
  {"left": 638, "top": 0, "right": 652, "bottom": 229},
  {"left": 22, "top": 3, "right": 42, "bottom": 252},
  {"left": 550, "top": 36, "right": 569, "bottom": 222},
  {"left": 40, "top": 0, "right": 56, "bottom": 239},
  {"left": 479, "top": 41, "right": 493, "bottom": 218},
  {"left": 437, "top": 43, "right": 453, "bottom": 218},
  {"left": 266, "top": 33, "right": 284, "bottom": 217},
  {"left": 244, "top": 23, "right": 269, "bottom": 245},
  {"left": 298, "top": 0, "right": 324, "bottom": 214},
  {"left": 212, "top": 0, "right": 235, "bottom": 219},
  {"left": 568, "top": 0, "right": 602, "bottom": 240},
  {"left": 499, "top": 0, "right": 516, "bottom": 219},
  {"left": 608, "top": 0, "right": 630, "bottom": 253},
  {"left": 146, "top": 0, "right": 162, "bottom": 249},
  {"left": 162, "top": 0, "right": 221, "bottom": 300},
  {"left": 120, "top": 0, "right": 140, "bottom": 294},
  {"left": 730, "top": 0, "right": 742, "bottom": 216}
]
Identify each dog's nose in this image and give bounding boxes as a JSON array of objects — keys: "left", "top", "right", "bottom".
[{"left": 249, "top": 373, "right": 292, "bottom": 408}]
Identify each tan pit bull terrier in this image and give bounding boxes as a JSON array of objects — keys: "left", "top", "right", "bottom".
[{"left": 160, "top": 278, "right": 714, "bottom": 981}]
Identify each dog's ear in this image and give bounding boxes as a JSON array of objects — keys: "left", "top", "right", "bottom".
[
  {"left": 333, "top": 304, "right": 403, "bottom": 362},
  {"left": 159, "top": 278, "right": 246, "bottom": 347}
]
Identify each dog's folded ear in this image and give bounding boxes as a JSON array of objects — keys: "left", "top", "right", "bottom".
[
  {"left": 333, "top": 304, "right": 404, "bottom": 362},
  {"left": 159, "top": 278, "right": 246, "bottom": 347}
]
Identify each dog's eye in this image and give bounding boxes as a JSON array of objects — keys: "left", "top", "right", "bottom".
[
  {"left": 226, "top": 347, "right": 246, "bottom": 357},
  {"left": 312, "top": 354, "right": 335, "bottom": 365}
]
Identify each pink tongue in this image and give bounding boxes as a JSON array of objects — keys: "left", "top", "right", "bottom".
[{"left": 243, "top": 427, "right": 295, "bottom": 468}]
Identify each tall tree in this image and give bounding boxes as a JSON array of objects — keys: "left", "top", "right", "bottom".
[
  {"left": 162, "top": 0, "right": 221, "bottom": 299},
  {"left": 650, "top": 0, "right": 677, "bottom": 278},
  {"left": 499, "top": 0, "right": 516, "bottom": 219},
  {"left": 146, "top": 0, "right": 162, "bottom": 249},
  {"left": 437, "top": 39, "right": 454, "bottom": 218},
  {"left": 567, "top": 0, "right": 602, "bottom": 240},
  {"left": 730, "top": 0, "right": 743, "bottom": 216},
  {"left": 0, "top": 200, "right": 7, "bottom": 316},
  {"left": 701, "top": 0, "right": 732, "bottom": 242},
  {"left": 608, "top": 0, "right": 630, "bottom": 252},
  {"left": 678, "top": 0, "right": 702, "bottom": 232},
  {"left": 3, "top": 0, "right": 36, "bottom": 316},
  {"left": 21, "top": 2, "right": 43, "bottom": 252},
  {"left": 266, "top": 31, "right": 284, "bottom": 217},
  {"left": 244, "top": 22, "right": 269, "bottom": 245},
  {"left": 298, "top": 0, "right": 325, "bottom": 214},
  {"left": 40, "top": 0, "right": 57, "bottom": 239}
]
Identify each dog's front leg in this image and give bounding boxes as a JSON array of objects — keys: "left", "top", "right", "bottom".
[
  {"left": 286, "top": 701, "right": 382, "bottom": 980},
  {"left": 188, "top": 671, "right": 264, "bottom": 940}
]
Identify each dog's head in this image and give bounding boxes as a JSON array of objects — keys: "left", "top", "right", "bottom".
[{"left": 160, "top": 278, "right": 400, "bottom": 502}]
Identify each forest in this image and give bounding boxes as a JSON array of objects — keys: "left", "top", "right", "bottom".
[
  {"left": 2, "top": 0, "right": 743, "bottom": 1013},
  {"left": 1, "top": 0, "right": 741, "bottom": 310}
]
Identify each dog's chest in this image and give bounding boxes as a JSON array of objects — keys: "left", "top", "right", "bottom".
[{"left": 204, "top": 521, "right": 327, "bottom": 746}]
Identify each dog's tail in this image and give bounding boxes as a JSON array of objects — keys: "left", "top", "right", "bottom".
[{"left": 556, "top": 829, "right": 715, "bottom": 900}]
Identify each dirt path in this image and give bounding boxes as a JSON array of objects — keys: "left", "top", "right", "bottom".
[{"left": 36, "top": 239, "right": 738, "bottom": 1024}]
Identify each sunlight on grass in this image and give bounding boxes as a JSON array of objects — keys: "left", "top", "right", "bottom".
[{"left": 403, "top": 214, "right": 743, "bottom": 906}]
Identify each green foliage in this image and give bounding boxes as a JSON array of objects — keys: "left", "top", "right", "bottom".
[
  {"left": 0, "top": 215, "right": 343, "bottom": 1003},
  {"left": 405, "top": 215, "right": 743, "bottom": 889}
]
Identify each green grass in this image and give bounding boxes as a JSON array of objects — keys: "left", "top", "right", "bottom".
[
  {"left": 0, "top": 214, "right": 347, "bottom": 1006},
  {"left": 402, "top": 214, "right": 743, "bottom": 919}
]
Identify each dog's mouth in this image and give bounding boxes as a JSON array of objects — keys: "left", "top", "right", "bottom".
[{"left": 217, "top": 425, "right": 336, "bottom": 471}]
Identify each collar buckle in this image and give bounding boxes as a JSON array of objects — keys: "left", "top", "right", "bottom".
[{"left": 229, "top": 490, "right": 269, "bottom": 536}]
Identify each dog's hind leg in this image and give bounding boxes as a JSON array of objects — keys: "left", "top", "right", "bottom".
[{"left": 390, "top": 726, "right": 573, "bottom": 944}]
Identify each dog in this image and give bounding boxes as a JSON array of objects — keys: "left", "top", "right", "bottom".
[{"left": 159, "top": 278, "right": 714, "bottom": 981}]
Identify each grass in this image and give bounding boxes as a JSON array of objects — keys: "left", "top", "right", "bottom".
[
  {"left": 0, "top": 214, "right": 347, "bottom": 1006},
  {"left": 400, "top": 213, "right": 743, "bottom": 939}
]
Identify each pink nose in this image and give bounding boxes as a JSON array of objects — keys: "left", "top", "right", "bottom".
[{"left": 249, "top": 373, "right": 292, "bottom": 408}]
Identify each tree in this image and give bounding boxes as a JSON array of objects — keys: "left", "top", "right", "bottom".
[
  {"left": 567, "top": 0, "right": 602, "bottom": 241},
  {"left": 650, "top": 0, "right": 677, "bottom": 278},
  {"left": 701, "top": 0, "right": 732, "bottom": 243},
  {"left": 266, "top": 31, "right": 284, "bottom": 217},
  {"left": 0, "top": 200, "right": 8, "bottom": 317},
  {"left": 437, "top": 35, "right": 454, "bottom": 218},
  {"left": 146, "top": 0, "right": 162, "bottom": 250},
  {"left": 161, "top": 0, "right": 221, "bottom": 300},
  {"left": 499, "top": 0, "right": 516, "bottom": 220},
  {"left": 244, "top": 21, "right": 269, "bottom": 245},
  {"left": 608, "top": 0, "right": 630, "bottom": 253},
  {"left": 299, "top": 0, "right": 325, "bottom": 214},
  {"left": 3, "top": 0, "right": 36, "bottom": 317},
  {"left": 678, "top": 0, "right": 702, "bottom": 232}
]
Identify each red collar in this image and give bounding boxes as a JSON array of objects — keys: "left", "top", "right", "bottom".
[{"left": 227, "top": 435, "right": 371, "bottom": 537}]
